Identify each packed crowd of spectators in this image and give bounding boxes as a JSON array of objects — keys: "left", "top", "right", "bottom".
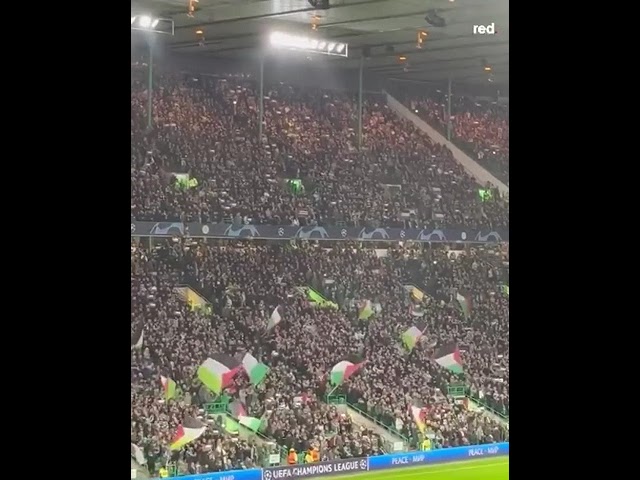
[
  {"left": 131, "top": 71, "right": 508, "bottom": 228},
  {"left": 131, "top": 66, "right": 509, "bottom": 476},
  {"left": 131, "top": 239, "right": 509, "bottom": 475},
  {"left": 400, "top": 91, "right": 509, "bottom": 185}
]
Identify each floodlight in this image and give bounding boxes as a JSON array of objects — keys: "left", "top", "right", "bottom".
[
  {"left": 139, "top": 15, "right": 152, "bottom": 29},
  {"left": 269, "top": 31, "right": 348, "bottom": 57},
  {"left": 131, "top": 15, "right": 175, "bottom": 35}
]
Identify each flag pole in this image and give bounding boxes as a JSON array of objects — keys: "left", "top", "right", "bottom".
[{"left": 327, "top": 384, "right": 339, "bottom": 398}]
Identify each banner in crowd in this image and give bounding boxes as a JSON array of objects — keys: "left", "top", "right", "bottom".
[
  {"left": 130, "top": 222, "right": 508, "bottom": 244},
  {"left": 149, "top": 442, "right": 509, "bottom": 480}
]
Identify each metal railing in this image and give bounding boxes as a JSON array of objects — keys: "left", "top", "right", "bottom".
[
  {"left": 326, "top": 394, "right": 347, "bottom": 405},
  {"left": 447, "top": 384, "right": 509, "bottom": 421},
  {"left": 346, "top": 402, "right": 410, "bottom": 449}
]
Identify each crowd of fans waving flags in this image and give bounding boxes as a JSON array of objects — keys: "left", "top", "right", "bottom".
[{"left": 136, "top": 284, "right": 475, "bottom": 451}]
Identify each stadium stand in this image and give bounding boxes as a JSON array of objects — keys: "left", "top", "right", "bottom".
[
  {"left": 394, "top": 90, "right": 509, "bottom": 185},
  {"left": 131, "top": 72, "right": 508, "bottom": 229},
  {"left": 131, "top": 69, "right": 508, "bottom": 477},
  {"left": 131, "top": 239, "right": 509, "bottom": 475}
]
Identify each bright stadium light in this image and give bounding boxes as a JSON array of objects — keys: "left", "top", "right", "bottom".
[
  {"left": 139, "top": 15, "right": 152, "bottom": 28},
  {"left": 269, "top": 31, "right": 348, "bottom": 57},
  {"left": 131, "top": 15, "right": 175, "bottom": 35}
]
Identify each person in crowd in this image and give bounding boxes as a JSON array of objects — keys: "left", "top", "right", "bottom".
[{"left": 398, "top": 90, "right": 509, "bottom": 185}]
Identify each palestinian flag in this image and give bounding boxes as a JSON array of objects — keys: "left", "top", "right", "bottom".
[
  {"left": 402, "top": 324, "right": 425, "bottom": 351},
  {"left": 358, "top": 300, "right": 374, "bottom": 320},
  {"left": 131, "top": 323, "right": 144, "bottom": 350},
  {"left": 267, "top": 306, "right": 282, "bottom": 330},
  {"left": 229, "top": 399, "right": 247, "bottom": 418},
  {"left": 411, "top": 287, "right": 424, "bottom": 302},
  {"left": 434, "top": 344, "right": 463, "bottom": 374},
  {"left": 242, "top": 353, "right": 270, "bottom": 386},
  {"left": 330, "top": 355, "right": 364, "bottom": 386},
  {"left": 456, "top": 292, "right": 472, "bottom": 318},
  {"left": 131, "top": 443, "right": 146, "bottom": 465},
  {"left": 160, "top": 375, "right": 177, "bottom": 400},
  {"left": 410, "top": 403, "right": 428, "bottom": 434},
  {"left": 293, "top": 393, "right": 311, "bottom": 405},
  {"left": 224, "top": 417, "right": 240, "bottom": 435},
  {"left": 170, "top": 416, "right": 207, "bottom": 450},
  {"left": 239, "top": 415, "right": 266, "bottom": 433},
  {"left": 197, "top": 355, "right": 241, "bottom": 394}
]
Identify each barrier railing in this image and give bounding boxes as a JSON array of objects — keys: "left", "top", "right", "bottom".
[
  {"left": 347, "top": 402, "right": 410, "bottom": 447},
  {"left": 153, "top": 442, "right": 509, "bottom": 480},
  {"left": 203, "top": 402, "right": 228, "bottom": 414},
  {"left": 445, "top": 384, "right": 509, "bottom": 421},
  {"left": 447, "top": 384, "right": 466, "bottom": 397},
  {"left": 326, "top": 394, "right": 346, "bottom": 405},
  {"left": 467, "top": 391, "right": 509, "bottom": 421}
]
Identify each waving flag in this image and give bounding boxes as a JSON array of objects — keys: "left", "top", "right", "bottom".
[
  {"left": 197, "top": 355, "right": 241, "bottom": 394},
  {"left": 456, "top": 292, "right": 472, "bottom": 318},
  {"left": 131, "top": 324, "right": 144, "bottom": 350},
  {"left": 358, "top": 300, "right": 374, "bottom": 320},
  {"left": 170, "top": 416, "right": 207, "bottom": 450},
  {"left": 242, "top": 353, "right": 270, "bottom": 386},
  {"left": 224, "top": 417, "right": 240, "bottom": 434},
  {"left": 410, "top": 402, "right": 428, "bottom": 434},
  {"left": 160, "top": 376, "right": 177, "bottom": 400},
  {"left": 239, "top": 415, "right": 267, "bottom": 433},
  {"left": 229, "top": 399, "right": 247, "bottom": 419},
  {"left": 330, "top": 355, "right": 364, "bottom": 386},
  {"left": 402, "top": 324, "right": 425, "bottom": 351},
  {"left": 131, "top": 443, "right": 146, "bottom": 465},
  {"left": 411, "top": 287, "right": 424, "bottom": 302},
  {"left": 228, "top": 400, "right": 267, "bottom": 432},
  {"left": 267, "top": 306, "right": 282, "bottom": 330},
  {"left": 434, "top": 344, "right": 463, "bottom": 374}
]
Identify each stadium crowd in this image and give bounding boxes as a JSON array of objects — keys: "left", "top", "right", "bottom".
[
  {"left": 131, "top": 72, "right": 508, "bottom": 229},
  {"left": 399, "top": 91, "right": 509, "bottom": 185},
  {"left": 131, "top": 68, "right": 509, "bottom": 477},
  {"left": 131, "top": 239, "right": 509, "bottom": 475}
]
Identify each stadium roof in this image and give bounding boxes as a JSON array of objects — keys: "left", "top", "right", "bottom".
[{"left": 131, "top": 0, "right": 508, "bottom": 89}]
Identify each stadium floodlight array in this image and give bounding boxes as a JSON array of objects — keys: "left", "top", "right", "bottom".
[
  {"left": 131, "top": 15, "right": 175, "bottom": 35},
  {"left": 269, "top": 32, "right": 348, "bottom": 57}
]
